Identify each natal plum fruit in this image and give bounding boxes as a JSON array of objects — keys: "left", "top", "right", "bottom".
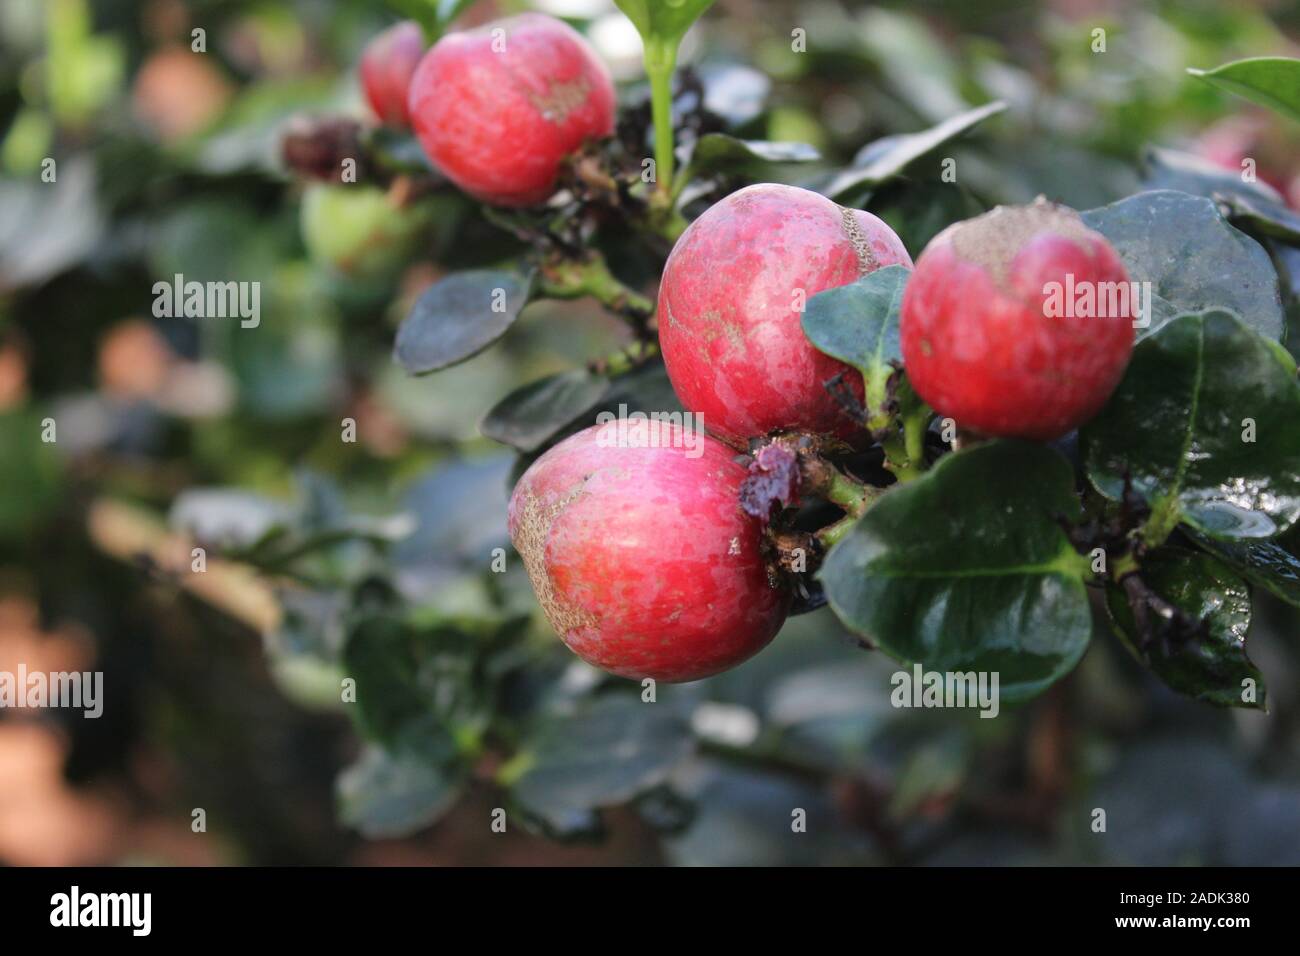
[
  {"left": 408, "top": 13, "right": 615, "bottom": 206},
  {"left": 360, "top": 21, "right": 425, "bottom": 128},
  {"left": 658, "top": 183, "right": 913, "bottom": 445},
  {"left": 899, "top": 199, "right": 1135, "bottom": 441},
  {"left": 508, "top": 422, "right": 789, "bottom": 682}
]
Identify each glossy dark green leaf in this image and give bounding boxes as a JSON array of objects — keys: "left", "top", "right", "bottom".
[
  {"left": 509, "top": 695, "right": 693, "bottom": 830},
  {"left": 1140, "top": 146, "right": 1300, "bottom": 244},
  {"left": 1188, "top": 57, "right": 1300, "bottom": 122},
  {"left": 336, "top": 746, "right": 462, "bottom": 838},
  {"left": 480, "top": 368, "right": 612, "bottom": 452},
  {"left": 1186, "top": 529, "right": 1300, "bottom": 607},
  {"left": 819, "top": 441, "right": 1093, "bottom": 703},
  {"left": 801, "top": 265, "right": 909, "bottom": 414},
  {"left": 817, "top": 101, "right": 1006, "bottom": 201},
  {"left": 1104, "top": 548, "right": 1263, "bottom": 709},
  {"left": 1081, "top": 190, "right": 1284, "bottom": 340},
  {"left": 394, "top": 269, "right": 535, "bottom": 374},
  {"left": 686, "top": 133, "right": 820, "bottom": 174},
  {"left": 1082, "top": 309, "right": 1300, "bottom": 540}
]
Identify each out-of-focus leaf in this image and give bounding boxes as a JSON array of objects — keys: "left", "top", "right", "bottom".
[
  {"left": 480, "top": 369, "right": 611, "bottom": 453},
  {"left": 685, "top": 133, "right": 820, "bottom": 175},
  {"left": 169, "top": 488, "right": 295, "bottom": 549},
  {"left": 0, "top": 160, "right": 104, "bottom": 290},
  {"left": 0, "top": 409, "right": 63, "bottom": 541},
  {"left": 817, "top": 101, "right": 1006, "bottom": 201},
  {"left": 394, "top": 269, "right": 535, "bottom": 374},
  {"left": 336, "top": 746, "right": 462, "bottom": 839},
  {"left": 857, "top": 8, "right": 968, "bottom": 121},
  {"left": 509, "top": 695, "right": 693, "bottom": 831},
  {"left": 663, "top": 760, "right": 877, "bottom": 865},
  {"left": 1188, "top": 57, "right": 1300, "bottom": 122},
  {"left": 1140, "top": 146, "right": 1300, "bottom": 244},
  {"left": 698, "top": 63, "right": 770, "bottom": 127}
]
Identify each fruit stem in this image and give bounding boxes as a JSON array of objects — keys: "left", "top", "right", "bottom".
[
  {"left": 802, "top": 453, "right": 874, "bottom": 517},
  {"left": 881, "top": 434, "right": 922, "bottom": 483},
  {"left": 538, "top": 251, "right": 656, "bottom": 330},
  {"left": 902, "top": 405, "right": 930, "bottom": 471},
  {"left": 815, "top": 513, "right": 858, "bottom": 549},
  {"left": 644, "top": 36, "right": 678, "bottom": 206},
  {"left": 1137, "top": 494, "right": 1181, "bottom": 551}
]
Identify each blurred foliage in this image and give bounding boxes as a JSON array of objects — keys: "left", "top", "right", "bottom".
[{"left": 1, "top": 0, "right": 1299, "bottom": 866}]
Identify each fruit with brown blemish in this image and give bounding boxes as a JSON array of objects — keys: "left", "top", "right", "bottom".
[
  {"left": 359, "top": 20, "right": 425, "bottom": 128},
  {"left": 507, "top": 422, "right": 790, "bottom": 682},
  {"left": 407, "top": 13, "right": 615, "bottom": 206},
  {"left": 899, "top": 198, "right": 1136, "bottom": 440},
  {"left": 657, "top": 183, "right": 913, "bottom": 445}
]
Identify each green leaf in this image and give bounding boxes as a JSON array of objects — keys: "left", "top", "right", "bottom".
[
  {"left": 819, "top": 441, "right": 1092, "bottom": 704},
  {"left": 342, "top": 613, "right": 525, "bottom": 758},
  {"left": 480, "top": 369, "right": 611, "bottom": 453},
  {"left": 1104, "top": 548, "right": 1264, "bottom": 710},
  {"left": 818, "top": 101, "right": 1007, "bottom": 201},
  {"left": 614, "top": 0, "right": 716, "bottom": 44},
  {"left": 686, "top": 133, "right": 820, "bottom": 175},
  {"left": 393, "top": 269, "right": 535, "bottom": 375},
  {"left": 337, "top": 746, "right": 462, "bottom": 839},
  {"left": 1186, "top": 530, "right": 1300, "bottom": 608},
  {"left": 1082, "top": 309, "right": 1300, "bottom": 540},
  {"left": 509, "top": 695, "right": 693, "bottom": 832},
  {"left": 1081, "top": 190, "right": 1284, "bottom": 340},
  {"left": 503, "top": 361, "right": 684, "bottom": 486},
  {"left": 0, "top": 409, "right": 63, "bottom": 541},
  {"left": 801, "top": 264, "right": 909, "bottom": 415},
  {"left": 1188, "top": 57, "right": 1300, "bottom": 123}
]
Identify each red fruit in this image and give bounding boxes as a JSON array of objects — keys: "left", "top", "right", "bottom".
[
  {"left": 508, "top": 422, "right": 789, "bottom": 682},
  {"left": 408, "top": 13, "right": 615, "bottom": 206},
  {"left": 360, "top": 21, "right": 425, "bottom": 128},
  {"left": 900, "top": 199, "right": 1136, "bottom": 440},
  {"left": 658, "top": 183, "right": 913, "bottom": 445}
]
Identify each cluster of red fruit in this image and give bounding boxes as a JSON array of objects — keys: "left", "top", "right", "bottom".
[{"left": 362, "top": 14, "right": 1137, "bottom": 683}]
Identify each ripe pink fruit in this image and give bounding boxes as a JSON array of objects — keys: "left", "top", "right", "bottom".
[
  {"left": 408, "top": 13, "right": 615, "bottom": 206},
  {"left": 900, "top": 199, "right": 1136, "bottom": 440},
  {"left": 359, "top": 21, "right": 425, "bottom": 128},
  {"left": 658, "top": 183, "right": 913, "bottom": 445},
  {"left": 508, "top": 422, "right": 789, "bottom": 682}
]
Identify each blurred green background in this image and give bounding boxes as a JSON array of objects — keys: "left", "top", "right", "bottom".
[{"left": 1, "top": 0, "right": 1299, "bottom": 865}]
